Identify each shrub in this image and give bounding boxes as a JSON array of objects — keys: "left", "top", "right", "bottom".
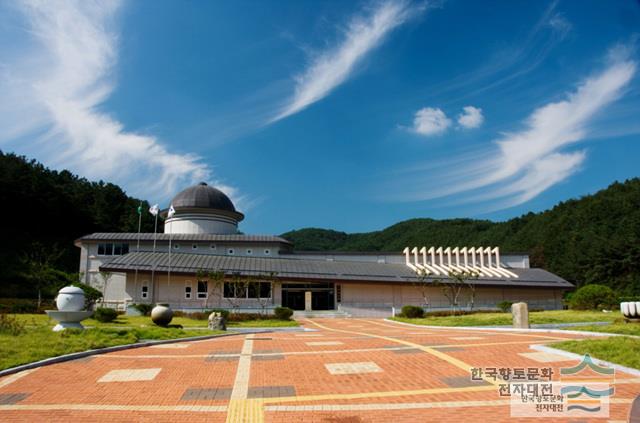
[
  {"left": 0, "top": 313, "right": 26, "bottom": 335},
  {"left": 93, "top": 307, "right": 118, "bottom": 323},
  {"left": 132, "top": 303, "right": 153, "bottom": 316},
  {"left": 497, "top": 301, "right": 513, "bottom": 313},
  {"left": 569, "top": 284, "right": 618, "bottom": 310},
  {"left": 422, "top": 309, "right": 500, "bottom": 317},
  {"left": 400, "top": 305, "right": 424, "bottom": 318},
  {"left": 274, "top": 307, "right": 294, "bottom": 321},
  {"left": 72, "top": 283, "right": 103, "bottom": 309}
]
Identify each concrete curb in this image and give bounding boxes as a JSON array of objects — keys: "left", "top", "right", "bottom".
[
  {"left": 0, "top": 330, "right": 254, "bottom": 379},
  {"left": 529, "top": 344, "right": 640, "bottom": 377},
  {"left": 383, "top": 318, "right": 640, "bottom": 339}
]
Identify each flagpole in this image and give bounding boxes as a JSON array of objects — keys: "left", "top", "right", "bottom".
[
  {"left": 167, "top": 205, "right": 175, "bottom": 297},
  {"left": 150, "top": 211, "right": 158, "bottom": 304},
  {"left": 168, "top": 220, "right": 172, "bottom": 291},
  {"left": 134, "top": 202, "right": 142, "bottom": 301}
]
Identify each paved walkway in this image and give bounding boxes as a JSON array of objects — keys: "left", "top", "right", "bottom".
[{"left": 1, "top": 319, "right": 638, "bottom": 422}]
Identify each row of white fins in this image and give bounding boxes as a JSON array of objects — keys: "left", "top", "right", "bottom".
[{"left": 403, "top": 246, "right": 519, "bottom": 279}]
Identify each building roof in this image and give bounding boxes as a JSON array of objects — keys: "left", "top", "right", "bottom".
[
  {"left": 171, "top": 182, "right": 238, "bottom": 213},
  {"left": 75, "top": 233, "right": 292, "bottom": 244},
  {"left": 100, "top": 251, "right": 573, "bottom": 288}
]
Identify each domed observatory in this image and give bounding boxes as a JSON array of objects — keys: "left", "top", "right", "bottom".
[{"left": 163, "top": 182, "right": 244, "bottom": 234}]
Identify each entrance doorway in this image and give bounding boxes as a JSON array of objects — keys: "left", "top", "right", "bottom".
[{"left": 281, "top": 283, "right": 335, "bottom": 311}]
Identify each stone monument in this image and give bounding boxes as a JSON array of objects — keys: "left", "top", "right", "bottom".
[
  {"left": 45, "top": 286, "right": 94, "bottom": 331},
  {"left": 208, "top": 311, "right": 226, "bottom": 331},
  {"left": 511, "top": 302, "right": 530, "bottom": 329}
]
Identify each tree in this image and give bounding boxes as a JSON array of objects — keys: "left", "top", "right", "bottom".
[
  {"left": 252, "top": 272, "right": 277, "bottom": 315},
  {"left": 436, "top": 272, "right": 466, "bottom": 315},
  {"left": 98, "top": 271, "right": 113, "bottom": 304},
  {"left": 224, "top": 274, "right": 249, "bottom": 313},
  {"left": 19, "top": 242, "right": 64, "bottom": 308},
  {"left": 410, "top": 269, "right": 433, "bottom": 309},
  {"left": 194, "top": 269, "right": 225, "bottom": 309},
  {"left": 448, "top": 269, "right": 479, "bottom": 311}
]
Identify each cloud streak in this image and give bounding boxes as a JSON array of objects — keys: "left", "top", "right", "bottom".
[
  {"left": 0, "top": 1, "right": 228, "bottom": 202},
  {"left": 271, "top": 0, "right": 425, "bottom": 123},
  {"left": 393, "top": 46, "right": 636, "bottom": 209}
]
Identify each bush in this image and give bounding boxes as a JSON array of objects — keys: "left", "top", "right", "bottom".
[
  {"left": 569, "top": 284, "right": 618, "bottom": 310},
  {"left": 0, "top": 313, "right": 26, "bottom": 335},
  {"left": 132, "top": 303, "right": 153, "bottom": 316},
  {"left": 401, "top": 305, "right": 424, "bottom": 318},
  {"left": 72, "top": 283, "right": 103, "bottom": 309},
  {"left": 274, "top": 307, "right": 293, "bottom": 321},
  {"left": 93, "top": 307, "right": 118, "bottom": 323},
  {"left": 497, "top": 301, "right": 513, "bottom": 313}
]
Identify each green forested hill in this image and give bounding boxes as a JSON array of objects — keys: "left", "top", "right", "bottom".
[
  {"left": 0, "top": 151, "right": 158, "bottom": 297},
  {"left": 282, "top": 179, "right": 640, "bottom": 294},
  {"left": 2, "top": 151, "right": 639, "bottom": 297}
]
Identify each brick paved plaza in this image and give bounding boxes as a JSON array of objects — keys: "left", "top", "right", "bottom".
[{"left": 0, "top": 319, "right": 638, "bottom": 422}]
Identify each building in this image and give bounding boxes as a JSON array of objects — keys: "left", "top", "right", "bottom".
[{"left": 75, "top": 182, "right": 572, "bottom": 316}]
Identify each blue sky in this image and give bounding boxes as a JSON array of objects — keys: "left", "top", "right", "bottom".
[{"left": 0, "top": 0, "right": 639, "bottom": 235}]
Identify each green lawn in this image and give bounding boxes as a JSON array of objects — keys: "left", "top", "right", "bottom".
[
  {"left": 391, "top": 310, "right": 621, "bottom": 327},
  {"left": 13, "top": 313, "right": 298, "bottom": 329},
  {"left": 1, "top": 313, "right": 298, "bottom": 371},
  {"left": 0, "top": 315, "right": 225, "bottom": 371},
  {"left": 552, "top": 336, "right": 640, "bottom": 370},
  {"left": 571, "top": 322, "right": 640, "bottom": 337}
]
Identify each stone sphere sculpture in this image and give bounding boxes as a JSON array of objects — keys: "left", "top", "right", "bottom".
[
  {"left": 56, "top": 286, "right": 86, "bottom": 311},
  {"left": 151, "top": 303, "right": 173, "bottom": 326},
  {"left": 621, "top": 302, "right": 640, "bottom": 320},
  {"left": 46, "top": 286, "right": 93, "bottom": 331}
]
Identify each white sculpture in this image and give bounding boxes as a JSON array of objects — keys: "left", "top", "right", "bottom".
[
  {"left": 403, "top": 246, "right": 519, "bottom": 278},
  {"left": 46, "top": 286, "right": 94, "bottom": 331}
]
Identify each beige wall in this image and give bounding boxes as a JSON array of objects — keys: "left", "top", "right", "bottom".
[
  {"left": 338, "top": 282, "right": 561, "bottom": 311},
  {"left": 125, "top": 273, "right": 281, "bottom": 311},
  {"left": 119, "top": 272, "right": 562, "bottom": 313}
]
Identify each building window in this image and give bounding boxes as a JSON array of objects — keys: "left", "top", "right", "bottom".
[
  {"left": 336, "top": 284, "right": 342, "bottom": 303},
  {"left": 228, "top": 249, "right": 234, "bottom": 255},
  {"left": 192, "top": 244, "right": 198, "bottom": 250},
  {"left": 141, "top": 284, "right": 149, "bottom": 299},
  {"left": 264, "top": 249, "right": 270, "bottom": 255},
  {"left": 185, "top": 281, "right": 192, "bottom": 299},
  {"left": 97, "top": 243, "right": 129, "bottom": 256},
  {"left": 225, "top": 282, "right": 271, "bottom": 298},
  {"left": 197, "top": 281, "right": 208, "bottom": 299},
  {"left": 246, "top": 249, "right": 252, "bottom": 255}
]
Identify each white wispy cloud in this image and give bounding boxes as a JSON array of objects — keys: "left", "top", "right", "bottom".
[
  {"left": 411, "top": 107, "right": 451, "bottom": 136},
  {"left": 0, "top": 1, "right": 230, "bottom": 202},
  {"left": 270, "top": 0, "right": 425, "bottom": 123},
  {"left": 457, "top": 106, "right": 484, "bottom": 129},
  {"left": 392, "top": 46, "right": 636, "bottom": 209}
]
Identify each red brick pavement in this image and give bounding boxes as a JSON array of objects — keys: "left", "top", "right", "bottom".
[{"left": 0, "top": 319, "right": 637, "bottom": 422}]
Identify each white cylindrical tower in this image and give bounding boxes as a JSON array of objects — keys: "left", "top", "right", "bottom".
[{"left": 163, "top": 182, "right": 244, "bottom": 234}]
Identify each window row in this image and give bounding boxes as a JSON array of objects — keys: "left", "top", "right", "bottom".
[
  {"left": 172, "top": 244, "right": 271, "bottom": 256},
  {"left": 183, "top": 281, "right": 272, "bottom": 299},
  {"left": 139, "top": 281, "right": 273, "bottom": 300},
  {"left": 97, "top": 243, "right": 129, "bottom": 256}
]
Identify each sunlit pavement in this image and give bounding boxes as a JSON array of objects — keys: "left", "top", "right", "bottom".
[{"left": 1, "top": 318, "right": 638, "bottom": 422}]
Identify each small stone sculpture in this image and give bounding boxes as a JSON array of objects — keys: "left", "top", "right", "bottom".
[
  {"left": 208, "top": 311, "right": 226, "bottom": 331},
  {"left": 151, "top": 303, "right": 173, "bottom": 326}
]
